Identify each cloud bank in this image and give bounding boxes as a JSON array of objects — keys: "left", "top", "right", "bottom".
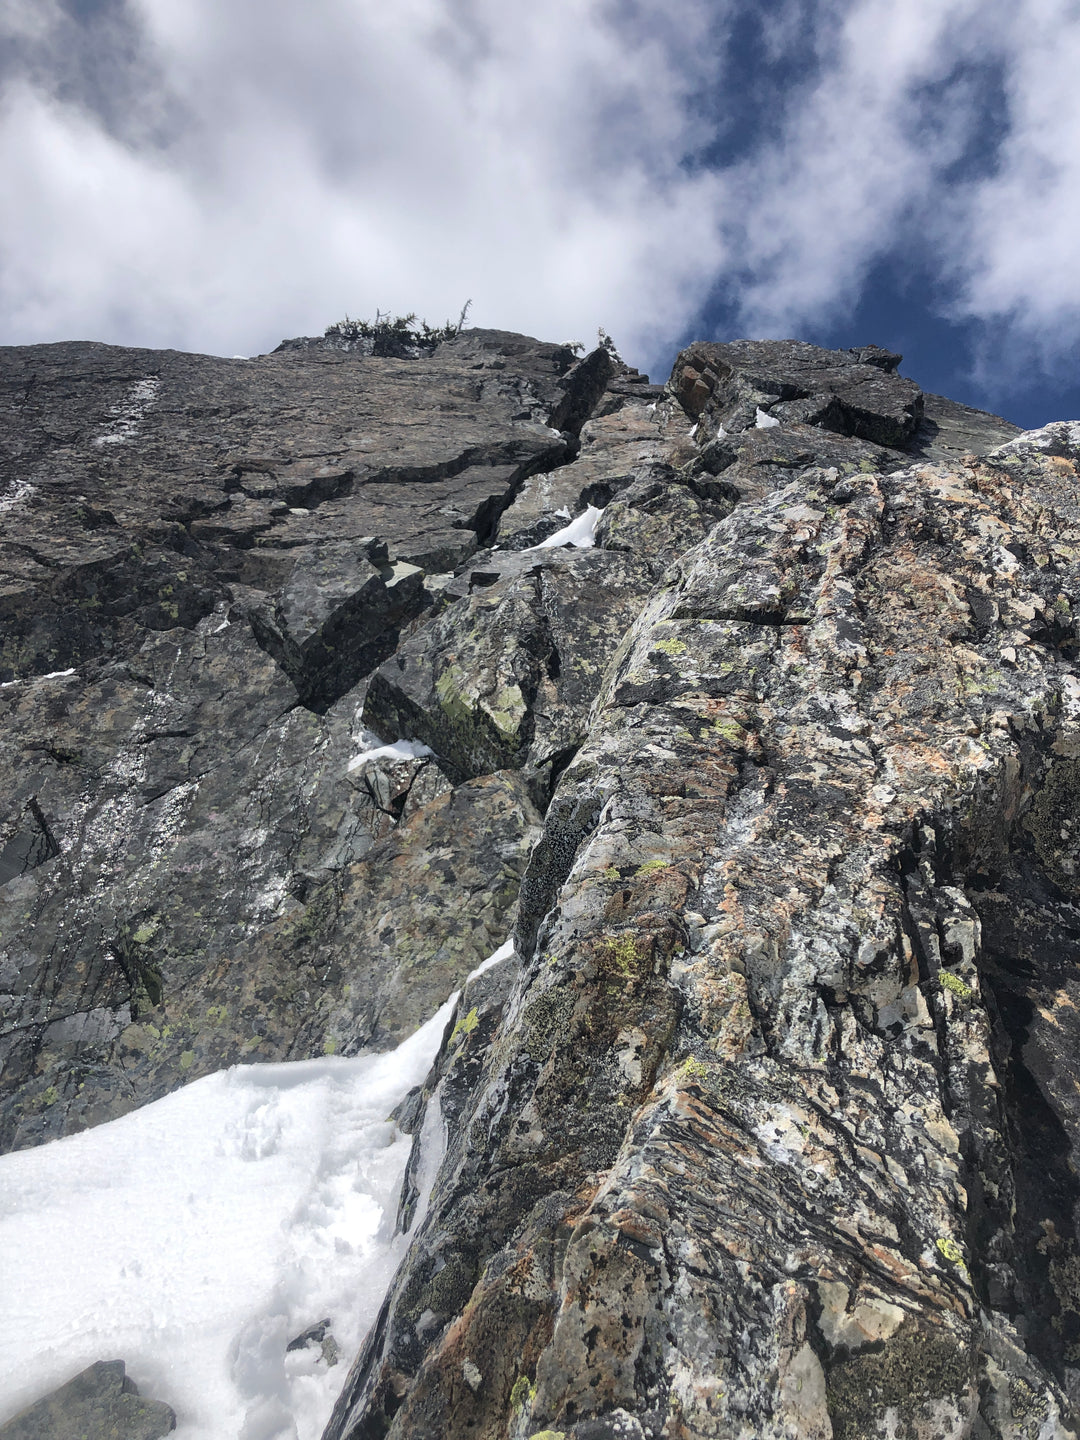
[{"left": 0, "top": 0, "right": 1078, "bottom": 394}]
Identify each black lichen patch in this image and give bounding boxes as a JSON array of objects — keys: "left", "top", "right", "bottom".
[
  {"left": 1024, "top": 757, "right": 1080, "bottom": 895},
  {"left": 825, "top": 1325, "right": 972, "bottom": 1440}
]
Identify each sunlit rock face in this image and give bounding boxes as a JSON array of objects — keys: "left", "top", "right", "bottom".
[{"left": 11, "top": 328, "right": 1080, "bottom": 1439}]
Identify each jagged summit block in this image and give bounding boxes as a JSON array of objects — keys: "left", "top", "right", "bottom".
[
  {"left": 4, "top": 325, "right": 1080, "bottom": 1440},
  {"left": 673, "top": 336, "right": 923, "bottom": 445}
]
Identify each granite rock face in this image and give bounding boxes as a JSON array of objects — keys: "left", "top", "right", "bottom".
[
  {"left": 13, "top": 328, "right": 1080, "bottom": 1440},
  {"left": 322, "top": 354, "right": 1080, "bottom": 1438}
]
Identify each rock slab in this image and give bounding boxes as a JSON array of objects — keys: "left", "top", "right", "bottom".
[{"left": 0, "top": 1360, "right": 175, "bottom": 1440}]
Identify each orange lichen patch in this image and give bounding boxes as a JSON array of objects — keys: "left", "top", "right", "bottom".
[{"left": 609, "top": 1209, "right": 665, "bottom": 1251}]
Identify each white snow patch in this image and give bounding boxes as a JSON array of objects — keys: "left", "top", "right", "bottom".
[
  {"left": 553, "top": 506, "right": 571, "bottom": 520},
  {"left": 688, "top": 423, "right": 698, "bottom": 440},
  {"left": 466, "top": 937, "right": 515, "bottom": 982},
  {"left": 347, "top": 738, "right": 434, "bottom": 773},
  {"left": 0, "top": 478, "right": 35, "bottom": 514},
  {"left": 0, "top": 668, "right": 77, "bottom": 689},
  {"left": 92, "top": 378, "right": 161, "bottom": 447},
  {"left": 0, "top": 993, "right": 457, "bottom": 1440},
  {"left": 755, "top": 407, "right": 780, "bottom": 429},
  {"left": 533, "top": 504, "right": 603, "bottom": 550}
]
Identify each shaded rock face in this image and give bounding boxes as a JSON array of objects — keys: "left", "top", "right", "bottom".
[
  {"left": 672, "top": 338, "right": 923, "bottom": 446},
  {"left": 12, "top": 329, "right": 1080, "bottom": 1440},
  {"left": 0, "top": 1360, "right": 175, "bottom": 1440},
  {"left": 0, "top": 328, "right": 608, "bottom": 1148}
]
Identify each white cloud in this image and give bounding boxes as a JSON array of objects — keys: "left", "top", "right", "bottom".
[
  {"left": 725, "top": 0, "right": 1002, "bottom": 333},
  {"left": 956, "top": 0, "right": 1080, "bottom": 357},
  {"left": 1, "top": 0, "right": 1078, "bottom": 390},
  {"left": 716, "top": 0, "right": 1080, "bottom": 390},
  {"left": 0, "top": 0, "right": 732, "bottom": 366}
]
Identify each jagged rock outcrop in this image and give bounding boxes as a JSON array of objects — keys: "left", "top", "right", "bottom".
[
  {"left": 330, "top": 411, "right": 1080, "bottom": 1440},
  {"left": 12, "top": 322, "right": 1080, "bottom": 1440},
  {"left": 0, "top": 1360, "right": 175, "bottom": 1439},
  {"left": 0, "top": 329, "right": 610, "bottom": 1147}
]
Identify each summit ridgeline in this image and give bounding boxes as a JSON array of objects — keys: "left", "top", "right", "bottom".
[{"left": 4, "top": 328, "right": 1080, "bottom": 1439}]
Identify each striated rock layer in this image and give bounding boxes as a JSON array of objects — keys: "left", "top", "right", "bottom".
[{"left": 10, "top": 325, "right": 1080, "bottom": 1438}]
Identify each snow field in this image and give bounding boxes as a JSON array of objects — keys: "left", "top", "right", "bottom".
[{"left": 0, "top": 991, "right": 460, "bottom": 1440}]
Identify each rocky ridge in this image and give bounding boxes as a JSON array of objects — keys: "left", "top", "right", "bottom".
[{"left": 6, "top": 326, "right": 1080, "bottom": 1439}]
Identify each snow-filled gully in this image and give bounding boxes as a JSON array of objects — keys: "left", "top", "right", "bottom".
[{"left": 0, "top": 950, "right": 510, "bottom": 1439}]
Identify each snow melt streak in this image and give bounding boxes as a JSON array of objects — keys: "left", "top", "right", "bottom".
[{"left": 0, "top": 994, "right": 458, "bottom": 1440}]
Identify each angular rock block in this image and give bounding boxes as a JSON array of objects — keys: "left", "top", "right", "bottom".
[
  {"left": 0, "top": 1360, "right": 175, "bottom": 1440},
  {"left": 672, "top": 336, "right": 923, "bottom": 444}
]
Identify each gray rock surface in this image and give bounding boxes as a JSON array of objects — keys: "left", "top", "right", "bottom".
[
  {"left": 0, "top": 1360, "right": 175, "bottom": 1440},
  {"left": 0, "top": 329, "right": 609, "bottom": 1147},
  {"left": 12, "top": 324, "right": 1078, "bottom": 1440},
  {"left": 327, "top": 416, "right": 1080, "bottom": 1440}
]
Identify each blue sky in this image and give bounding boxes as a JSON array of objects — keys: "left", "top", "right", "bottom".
[{"left": 1, "top": 0, "right": 1079, "bottom": 429}]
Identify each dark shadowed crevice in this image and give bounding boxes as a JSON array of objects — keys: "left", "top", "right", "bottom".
[
  {"left": 967, "top": 860, "right": 1080, "bottom": 1382},
  {"left": 0, "top": 798, "right": 61, "bottom": 886},
  {"left": 940, "top": 750, "right": 1080, "bottom": 1387}
]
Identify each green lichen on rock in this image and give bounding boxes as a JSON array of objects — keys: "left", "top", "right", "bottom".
[
  {"left": 633, "top": 858, "right": 667, "bottom": 877},
  {"left": 450, "top": 1006, "right": 480, "bottom": 1047},
  {"left": 936, "top": 1235, "right": 967, "bottom": 1267},
  {"left": 702, "top": 716, "right": 747, "bottom": 745},
  {"left": 523, "top": 987, "right": 575, "bottom": 1061},
  {"left": 1007, "top": 1375, "right": 1051, "bottom": 1431},
  {"left": 938, "top": 969, "right": 974, "bottom": 1004},
  {"left": 485, "top": 683, "right": 527, "bottom": 742},
  {"left": 510, "top": 1376, "right": 536, "bottom": 1411},
  {"left": 597, "top": 934, "right": 641, "bottom": 978}
]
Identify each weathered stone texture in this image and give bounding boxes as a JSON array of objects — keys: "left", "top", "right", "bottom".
[
  {"left": 0, "top": 329, "right": 611, "bottom": 1147},
  {"left": 0, "top": 1360, "right": 175, "bottom": 1440},
  {"left": 13, "top": 325, "right": 1080, "bottom": 1440},
  {"left": 326, "top": 419, "right": 1080, "bottom": 1438}
]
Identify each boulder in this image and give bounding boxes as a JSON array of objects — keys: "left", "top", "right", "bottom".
[{"left": 0, "top": 1361, "right": 175, "bottom": 1440}]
